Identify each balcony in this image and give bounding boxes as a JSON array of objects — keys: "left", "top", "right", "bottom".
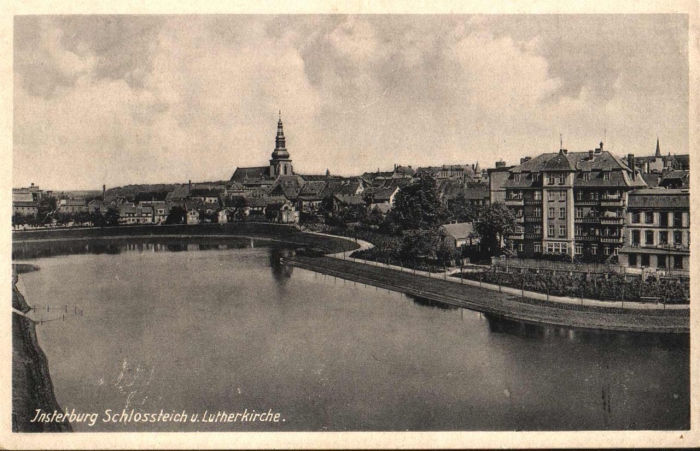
[
  {"left": 505, "top": 198, "right": 524, "bottom": 206},
  {"left": 515, "top": 216, "right": 525, "bottom": 223},
  {"left": 525, "top": 233, "right": 543, "bottom": 240},
  {"left": 524, "top": 199, "right": 543, "bottom": 205},
  {"left": 600, "top": 199, "right": 624, "bottom": 207},
  {"left": 575, "top": 235, "right": 599, "bottom": 242},
  {"left": 575, "top": 200, "right": 599, "bottom": 206},
  {"left": 508, "top": 231, "right": 525, "bottom": 240},
  {"left": 600, "top": 217, "right": 624, "bottom": 225},
  {"left": 524, "top": 216, "right": 542, "bottom": 223},
  {"left": 600, "top": 236, "right": 624, "bottom": 244},
  {"left": 574, "top": 217, "right": 600, "bottom": 223}
]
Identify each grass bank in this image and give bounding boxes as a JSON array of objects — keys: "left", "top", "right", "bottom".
[{"left": 287, "top": 256, "right": 689, "bottom": 334}]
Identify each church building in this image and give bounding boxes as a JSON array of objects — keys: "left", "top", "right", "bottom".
[{"left": 229, "top": 112, "right": 294, "bottom": 189}]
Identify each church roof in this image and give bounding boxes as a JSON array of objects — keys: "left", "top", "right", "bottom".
[{"left": 230, "top": 166, "right": 272, "bottom": 184}]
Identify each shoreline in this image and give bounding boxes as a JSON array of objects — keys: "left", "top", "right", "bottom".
[
  {"left": 12, "top": 273, "right": 72, "bottom": 432},
  {"left": 287, "top": 255, "right": 689, "bottom": 334}
]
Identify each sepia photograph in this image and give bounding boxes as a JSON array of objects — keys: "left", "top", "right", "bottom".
[{"left": 3, "top": 2, "right": 697, "bottom": 449}]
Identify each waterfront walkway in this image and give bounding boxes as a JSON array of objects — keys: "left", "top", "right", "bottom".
[{"left": 288, "top": 255, "right": 688, "bottom": 333}]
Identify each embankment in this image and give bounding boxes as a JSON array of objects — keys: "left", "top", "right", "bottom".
[
  {"left": 12, "top": 274, "right": 72, "bottom": 432},
  {"left": 288, "top": 256, "right": 689, "bottom": 334}
]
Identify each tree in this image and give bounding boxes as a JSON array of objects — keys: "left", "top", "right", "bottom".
[
  {"left": 12, "top": 212, "right": 28, "bottom": 228},
  {"left": 447, "top": 192, "right": 482, "bottom": 223},
  {"left": 165, "top": 206, "right": 187, "bottom": 225},
  {"left": 473, "top": 202, "right": 516, "bottom": 257},
  {"left": 104, "top": 207, "right": 120, "bottom": 226},
  {"left": 388, "top": 174, "right": 448, "bottom": 231}
]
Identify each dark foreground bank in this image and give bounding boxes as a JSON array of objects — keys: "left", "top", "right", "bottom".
[
  {"left": 287, "top": 256, "right": 689, "bottom": 334},
  {"left": 12, "top": 270, "right": 72, "bottom": 432}
]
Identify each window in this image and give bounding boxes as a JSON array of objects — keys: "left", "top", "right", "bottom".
[
  {"left": 558, "top": 175, "right": 566, "bottom": 185},
  {"left": 559, "top": 191, "right": 566, "bottom": 201},
  {"left": 629, "top": 254, "right": 637, "bottom": 266},
  {"left": 548, "top": 225, "right": 555, "bottom": 237},
  {"left": 575, "top": 226, "right": 583, "bottom": 236},
  {"left": 534, "top": 242, "right": 542, "bottom": 253},
  {"left": 548, "top": 207, "right": 555, "bottom": 219},
  {"left": 645, "top": 230, "right": 654, "bottom": 245},
  {"left": 577, "top": 191, "right": 583, "bottom": 201},
  {"left": 673, "top": 255, "right": 683, "bottom": 269},
  {"left": 674, "top": 212, "right": 683, "bottom": 227},
  {"left": 657, "top": 255, "right": 666, "bottom": 268},
  {"left": 645, "top": 211, "right": 654, "bottom": 224},
  {"left": 590, "top": 227, "right": 597, "bottom": 236},
  {"left": 575, "top": 244, "right": 583, "bottom": 255},
  {"left": 518, "top": 243, "right": 524, "bottom": 252},
  {"left": 576, "top": 207, "right": 583, "bottom": 218},
  {"left": 604, "top": 246, "right": 610, "bottom": 256},
  {"left": 632, "top": 230, "right": 640, "bottom": 244},
  {"left": 674, "top": 231, "right": 682, "bottom": 245},
  {"left": 559, "top": 225, "right": 566, "bottom": 237},
  {"left": 514, "top": 174, "right": 521, "bottom": 182},
  {"left": 632, "top": 212, "right": 640, "bottom": 223},
  {"left": 548, "top": 190, "right": 555, "bottom": 201},
  {"left": 559, "top": 207, "right": 566, "bottom": 219},
  {"left": 583, "top": 173, "right": 591, "bottom": 182},
  {"left": 659, "top": 231, "right": 668, "bottom": 245},
  {"left": 591, "top": 245, "right": 598, "bottom": 255},
  {"left": 534, "top": 207, "right": 542, "bottom": 217},
  {"left": 534, "top": 191, "right": 542, "bottom": 201},
  {"left": 660, "top": 212, "right": 668, "bottom": 227},
  {"left": 534, "top": 225, "right": 542, "bottom": 235},
  {"left": 603, "top": 172, "right": 611, "bottom": 181},
  {"left": 548, "top": 175, "right": 555, "bottom": 185},
  {"left": 641, "top": 254, "right": 650, "bottom": 267}
]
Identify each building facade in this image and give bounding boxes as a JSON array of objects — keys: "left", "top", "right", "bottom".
[
  {"left": 503, "top": 143, "right": 647, "bottom": 260},
  {"left": 617, "top": 189, "right": 690, "bottom": 272}
]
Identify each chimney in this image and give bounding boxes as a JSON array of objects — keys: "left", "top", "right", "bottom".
[
  {"left": 599, "top": 142, "right": 604, "bottom": 152},
  {"left": 102, "top": 184, "right": 106, "bottom": 198},
  {"left": 495, "top": 161, "right": 506, "bottom": 168},
  {"left": 588, "top": 150, "right": 594, "bottom": 159},
  {"left": 559, "top": 148, "right": 568, "bottom": 155},
  {"left": 188, "top": 180, "right": 192, "bottom": 191},
  {"left": 628, "top": 154, "right": 636, "bottom": 180}
]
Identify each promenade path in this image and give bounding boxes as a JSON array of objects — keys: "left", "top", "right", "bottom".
[{"left": 287, "top": 254, "right": 689, "bottom": 333}]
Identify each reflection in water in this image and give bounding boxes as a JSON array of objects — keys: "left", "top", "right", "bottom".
[
  {"left": 269, "top": 247, "right": 295, "bottom": 281},
  {"left": 408, "top": 294, "right": 459, "bottom": 310},
  {"left": 485, "top": 314, "right": 690, "bottom": 348},
  {"left": 12, "top": 237, "right": 278, "bottom": 260}
]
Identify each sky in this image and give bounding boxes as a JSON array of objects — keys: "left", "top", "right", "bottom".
[{"left": 13, "top": 14, "right": 689, "bottom": 190}]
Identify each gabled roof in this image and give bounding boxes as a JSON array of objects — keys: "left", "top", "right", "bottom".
[
  {"left": 370, "top": 186, "right": 399, "bottom": 202},
  {"left": 190, "top": 188, "right": 224, "bottom": 197},
  {"left": 641, "top": 173, "right": 661, "bottom": 188},
  {"left": 441, "top": 222, "right": 475, "bottom": 240},
  {"left": 333, "top": 194, "right": 366, "bottom": 206},
  {"left": 230, "top": 166, "right": 272, "bottom": 184}
]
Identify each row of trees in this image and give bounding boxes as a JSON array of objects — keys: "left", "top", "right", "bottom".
[{"left": 13, "top": 207, "right": 120, "bottom": 228}]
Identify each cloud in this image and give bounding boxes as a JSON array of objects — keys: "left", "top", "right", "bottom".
[{"left": 13, "top": 15, "right": 689, "bottom": 190}]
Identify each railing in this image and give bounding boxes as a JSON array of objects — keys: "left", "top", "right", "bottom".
[
  {"left": 524, "top": 216, "right": 542, "bottom": 223},
  {"left": 600, "top": 199, "right": 625, "bottom": 207},
  {"left": 525, "top": 233, "right": 543, "bottom": 240},
  {"left": 515, "top": 216, "right": 525, "bottom": 223},
  {"left": 574, "top": 217, "right": 600, "bottom": 223},
  {"left": 600, "top": 236, "right": 624, "bottom": 244},
  {"left": 575, "top": 235, "right": 599, "bottom": 242},
  {"left": 574, "top": 200, "right": 599, "bottom": 206},
  {"left": 524, "top": 199, "right": 543, "bottom": 205},
  {"left": 600, "top": 217, "right": 624, "bottom": 225},
  {"left": 509, "top": 232, "right": 525, "bottom": 240},
  {"left": 505, "top": 198, "right": 524, "bottom": 206}
]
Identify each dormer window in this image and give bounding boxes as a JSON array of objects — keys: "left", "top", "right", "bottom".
[
  {"left": 558, "top": 175, "right": 566, "bottom": 185},
  {"left": 583, "top": 173, "right": 590, "bottom": 182},
  {"left": 603, "top": 172, "right": 611, "bottom": 181},
  {"left": 514, "top": 174, "right": 521, "bottom": 182}
]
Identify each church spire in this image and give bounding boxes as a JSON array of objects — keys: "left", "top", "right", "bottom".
[
  {"left": 270, "top": 111, "right": 292, "bottom": 177},
  {"left": 655, "top": 137, "right": 661, "bottom": 157}
]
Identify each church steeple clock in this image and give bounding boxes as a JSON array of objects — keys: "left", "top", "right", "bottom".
[{"left": 270, "top": 111, "right": 293, "bottom": 177}]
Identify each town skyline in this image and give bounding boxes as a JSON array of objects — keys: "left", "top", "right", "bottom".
[{"left": 14, "top": 14, "right": 689, "bottom": 190}]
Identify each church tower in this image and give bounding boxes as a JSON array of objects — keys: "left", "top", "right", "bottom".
[{"left": 270, "top": 111, "right": 293, "bottom": 178}]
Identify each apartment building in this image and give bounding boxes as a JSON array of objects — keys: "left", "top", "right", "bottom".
[
  {"left": 617, "top": 189, "right": 690, "bottom": 272},
  {"left": 503, "top": 143, "right": 647, "bottom": 260}
]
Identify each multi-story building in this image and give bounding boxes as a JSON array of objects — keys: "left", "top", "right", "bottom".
[
  {"left": 617, "top": 189, "right": 690, "bottom": 272},
  {"left": 503, "top": 143, "right": 647, "bottom": 260},
  {"left": 487, "top": 161, "right": 513, "bottom": 204}
]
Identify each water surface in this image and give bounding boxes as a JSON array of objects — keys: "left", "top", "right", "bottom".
[{"left": 16, "top": 239, "right": 690, "bottom": 431}]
